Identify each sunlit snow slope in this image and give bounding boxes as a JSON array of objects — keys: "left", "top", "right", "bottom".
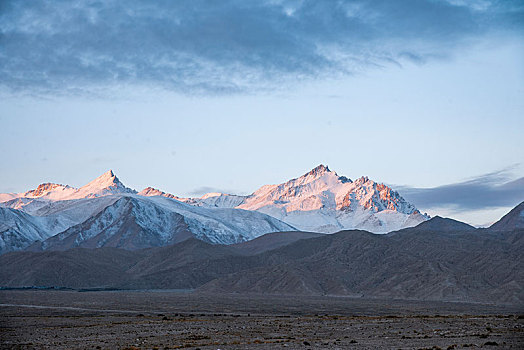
[{"left": 185, "top": 165, "right": 428, "bottom": 233}]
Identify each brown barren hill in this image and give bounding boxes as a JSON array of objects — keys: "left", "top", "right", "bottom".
[{"left": 1, "top": 205, "right": 523, "bottom": 305}]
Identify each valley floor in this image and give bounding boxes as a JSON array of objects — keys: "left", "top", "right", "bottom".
[{"left": 0, "top": 290, "right": 522, "bottom": 349}]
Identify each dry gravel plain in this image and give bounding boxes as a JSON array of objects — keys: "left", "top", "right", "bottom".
[{"left": 0, "top": 290, "right": 522, "bottom": 349}]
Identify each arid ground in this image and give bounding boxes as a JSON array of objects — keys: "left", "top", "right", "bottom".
[{"left": 0, "top": 290, "right": 522, "bottom": 349}]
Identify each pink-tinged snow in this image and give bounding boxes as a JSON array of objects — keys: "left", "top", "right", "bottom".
[
  {"left": 0, "top": 193, "right": 22, "bottom": 203},
  {"left": 0, "top": 184, "right": 77, "bottom": 203},
  {"left": 137, "top": 187, "right": 178, "bottom": 199},
  {"left": 0, "top": 170, "right": 135, "bottom": 206},
  {"left": 168, "top": 165, "right": 427, "bottom": 233},
  {"left": 233, "top": 165, "right": 427, "bottom": 233},
  {"left": 69, "top": 170, "right": 136, "bottom": 199}
]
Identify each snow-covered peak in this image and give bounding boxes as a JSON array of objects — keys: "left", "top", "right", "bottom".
[
  {"left": 0, "top": 183, "right": 77, "bottom": 203},
  {"left": 200, "top": 192, "right": 226, "bottom": 199},
  {"left": 138, "top": 187, "right": 177, "bottom": 199},
  {"left": 18, "top": 183, "right": 77, "bottom": 201},
  {"left": 180, "top": 193, "right": 247, "bottom": 208},
  {"left": 337, "top": 177, "right": 417, "bottom": 214},
  {"left": 298, "top": 164, "right": 352, "bottom": 185},
  {"left": 0, "top": 170, "right": 136, "bottom": 204},
  {"left": 23, "top": 183, "right": 71, "bottom": 198},
  {"left": 305, "top": 164, "right": 330, "bottom": 177},
  {"left": 238, "top": 166, "right": 420, "bottom": 216},
  {"left": 354, "top": 176, "right": 370, "bottom": 185},
  {"left": 238, "top": 165, "right": 353, "bottom": 212},
  {"left": 234, "top": 165, "right": 427, "bottom": 233},
  {"left": 72, "top": 170, "right": 136, "bottom": 199},
  {"left": 90, "top": 169, "right": 118, "bottom": 188}
]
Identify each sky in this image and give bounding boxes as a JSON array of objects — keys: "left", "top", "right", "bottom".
[{"left": 1, "top": 0, "right": 523, "bottom": 226}]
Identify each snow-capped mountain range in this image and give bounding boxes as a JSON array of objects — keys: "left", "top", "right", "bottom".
[
  {"left": 0, "top": 170, "right": 135, "bottom": 204},
  {"left": 0, "top": 165, "right": 428, "bottom": 254},
  {"left": 140, "top": 165, "right": 428, "bottom": 233}
]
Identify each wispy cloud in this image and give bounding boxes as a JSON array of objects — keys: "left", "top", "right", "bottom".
[
  {"left": 187, "top": 186, "right": 240, "bottom": 197},
  {"left": 397, "top": 165, "right": 524, "bottom": 212},
  {"left": 1, "top": 0, "right": 522, "bottom": 95}
]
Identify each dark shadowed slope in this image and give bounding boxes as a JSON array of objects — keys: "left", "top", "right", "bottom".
[
  {"left": 404, "top": 215, "right": 476, "bottom": 232},
  {"left": 0, "top": 238, "right": 252, "bottom": 290},
  {"left": 200, "top": 228, "right": 523, "bottom": 304},
  {"left": 1, "top": 206, "right": 523, "bottom": 304},
  {"left": 0, "top": 248, "right": 142, "bottom": 288},
  {"left": 119, "top": 238, "right": 247, "bottom": 289},
  {"left": 490, "top": 201, "right": 524, "bottom": 231},
  {"left": 230, "top": 230, "right": 323, "bottom": 255}
]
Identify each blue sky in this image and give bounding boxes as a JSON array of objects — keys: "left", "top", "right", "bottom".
[{"left": 1, "top": 0, "right": 523, "bottom": 225}]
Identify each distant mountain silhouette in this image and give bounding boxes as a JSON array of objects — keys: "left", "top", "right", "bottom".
[
  {"left": 231, "top": 231, "right": 323, "bottom": 255},
  {"left": 405, "top": 215, "right": 476, "bottom": 232}
]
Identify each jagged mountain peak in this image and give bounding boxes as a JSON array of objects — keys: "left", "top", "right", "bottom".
[
  {"left": 95, "top": 170, "right": 125, "bottom": 187},
  {"left": 281, "top": 165, "right": 351, "bottom": 188},
  {"left": 338, "top": 179, "right": 416, "bottom": 214},
  {"left": 75, "top": 170, "right": 136, "bottom": 198},
  {"left": 237, "top": 165, "right": 427, "bottom": 233},
  {"left": 14, "top": 182, "right": 78, "bottom": 202},
  {"left": 301, "top": 164, "right": 352, "bottom": 184},
  {"left": 242, "top": 166, "right": 416, "bottom": 214},
  {"left": 355, "top": 176, "right": 371, "bottom": 184},
  {"left": 23, "top": 183, "right": 72, "bottom": 198},
  {"left": 91, "top": 169, "right": 119, "bottom": 186},
  {"left": 305, "top": 164, "right": 331, "bottom": 177},
  {"left": 138, "top": 186, "right": 159, "bottom": 195},
  {"left": 138, "top": 187, "right": 177, "bottom": 199},
  {"left": 0, "top": 171, "right": 135, "bottom": 204}
]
